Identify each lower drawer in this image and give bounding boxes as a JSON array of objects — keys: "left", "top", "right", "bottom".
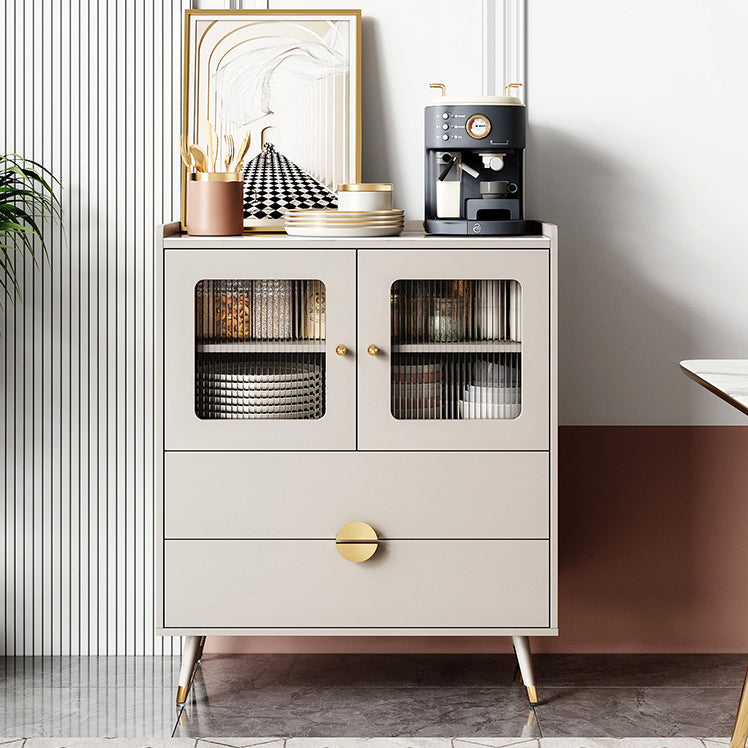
[
  {"left": 163, "top": 539, "right": 549, "bottom": 629},
  {"left": 164, "top": 451, "right": 549, "bottom": 539}
]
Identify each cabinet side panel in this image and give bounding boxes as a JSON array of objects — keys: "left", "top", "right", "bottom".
[
  {"left": 546, "top": 223, "right": 558, "bottom": 629},
  {"left": 154, "top": 226, "right": 165, "bottom": 632}
]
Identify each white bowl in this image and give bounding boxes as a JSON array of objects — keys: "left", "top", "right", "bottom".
[
  {"left": 459, "top": 400, "right": 522, "bottom": 420},
  {"left": 336, "top": 183, "right": 393, "bottom": 211}
]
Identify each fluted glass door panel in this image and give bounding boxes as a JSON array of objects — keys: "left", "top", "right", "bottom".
[
  {"left": 195, "top": 280, "right": 326, "bottom": 420},
  {"left": 163, "top": 248, "right": 355, "bottom": 451},
  {"left": 390, "top": 279, "right": 522, "bottom": 421},
  {"left": 357, "top": 248, "right": 549, "bottom": 452}
]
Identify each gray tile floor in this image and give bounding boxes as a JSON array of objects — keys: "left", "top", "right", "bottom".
[{"left": 0, "top": 654, "right": 745, "bottom": 738}]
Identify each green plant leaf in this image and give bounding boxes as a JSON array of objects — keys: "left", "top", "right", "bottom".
[{"left": 0, "top": 153, "right": 62, "bottom": 310}]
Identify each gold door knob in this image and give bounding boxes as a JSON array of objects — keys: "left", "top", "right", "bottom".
[
  {"left": 335, "top": 344, "right": 347, "bottom": 356},
  {"left": 335, "top": 521, "right": 379, "bottom": 563},
  {"left": 367, "top": 345, "right": 379, "bottom": 356}
]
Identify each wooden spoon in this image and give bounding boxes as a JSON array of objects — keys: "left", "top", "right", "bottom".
[
  {"left": 188, "top": 144, "right": 207, "bottom": 173},
  {"left": 179, "top": 134, "right": 193, "bottom": 170},
  {"left": 231, "top": 129, "right": 251, "bottom": 172}
]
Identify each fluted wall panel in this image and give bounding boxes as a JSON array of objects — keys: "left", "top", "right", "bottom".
[{"left": 0, "top": 0, "right": 191, "bottom": 655}]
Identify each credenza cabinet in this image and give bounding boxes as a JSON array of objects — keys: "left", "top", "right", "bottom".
[{"left": 156, "top": 223, "right": 558, "bottom": 709}]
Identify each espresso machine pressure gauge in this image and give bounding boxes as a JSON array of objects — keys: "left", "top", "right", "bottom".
[{"left": 466, "top": 114, "right": 491, "bottom": 139}]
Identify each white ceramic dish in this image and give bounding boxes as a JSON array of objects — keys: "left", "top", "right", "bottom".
[
  {"left": 205, "top": 409, "right": 324, "bottom": 419},
  {"left": 464, "top": 387, "right": 521, "bottom": 405},
  {"left": 197, "top": 372, "right": 321, "bottom": 383},
  {"left": 285, "top": 225, "right": 404, "bottom": 237},
  {"left": 285, "top": 217, "right": 404, "bottom": 224},
  {"left": 336, "top": 183, "right": 393, "bottom": 211},
  {"left": 286, "top": 223, "right": 404, "bottom": 229},
  {"left": 198, "top": 382, "right": 322, "bottom": 392},
  {"left": 459, "top": 400, "right": 521, "bottom": 419},
  {"left": 205, "top": 402, "right": 321, "bottom": 413},
  {"left": 285, "top": 208, "right": 403, "bottom": 216},
  {"left": 287, "top": 224, "right": 404, "bottom": 230},
  {"left": 198, "top": 389, "right": 322, "bottom": 399}
]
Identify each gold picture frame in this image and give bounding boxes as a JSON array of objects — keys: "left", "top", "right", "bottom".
[{"left": 181, "top": 9, "right": 362, "bottom": 232}]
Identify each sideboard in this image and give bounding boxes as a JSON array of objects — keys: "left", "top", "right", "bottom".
[{"left": 155, "top": 221, "right": 558, "bottom": 709}]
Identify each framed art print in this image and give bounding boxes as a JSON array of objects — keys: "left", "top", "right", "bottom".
[{"left": 181, "top": 9, "right": 361, "bottom": 231}]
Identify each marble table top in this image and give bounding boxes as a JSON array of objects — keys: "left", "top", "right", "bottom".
[{"left": 680, "top": 359, "right": 748, "bottom": 417}]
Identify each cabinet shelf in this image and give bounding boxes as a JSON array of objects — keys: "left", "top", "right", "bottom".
[
  {"left": 391, "top": 341, "right": 521, "bottom": 354},
  {"left": 197, "top": 341, "right": 325, "bottom": 354}
]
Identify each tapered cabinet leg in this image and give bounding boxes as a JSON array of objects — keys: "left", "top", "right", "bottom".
[
  {"left": 512, "top": 635, "right": 539, "bottom": 705},
  {"left": 176, "top": 635, "right": 202, "bottom": 707},
  {"left": 730, "top": 667, "right": 748, "bottom": 748},
  {"left": 196, "top": 636, "right": 207, "bottom": 665}
]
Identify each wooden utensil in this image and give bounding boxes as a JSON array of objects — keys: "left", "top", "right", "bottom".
[
  {"left": 188, "top": 144, "right": 207, "bottom": 173},
  {"left": 224, "top": 134, "right": 235, "bottom": 172},
  {"left": 231, "top": 129, "right": 251, "bottom": 172},
  {"left": 205, "top": 120, "right": 218, "bottom": 172},
  {"left": 179, "top": 134, "right": 193, "bottom": 171}
]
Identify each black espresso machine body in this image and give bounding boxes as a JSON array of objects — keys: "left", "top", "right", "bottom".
[{"left": 424, "top": 99, "right": 541, "bottom": 236}]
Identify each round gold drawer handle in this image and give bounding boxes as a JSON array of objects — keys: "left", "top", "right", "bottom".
[
  {"left": 335, "top": 521, "right": 379, "bottom": 563},
  {"left": 367, "top": 344, "right": 379, "bottom": 356},
  {"left": 335, "top": 344, "right": 347, "bottom": 356}
]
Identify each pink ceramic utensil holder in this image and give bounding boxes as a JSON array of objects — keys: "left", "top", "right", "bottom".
[{"left": 187, "top": 172, "right": 244, "bottom": 236}]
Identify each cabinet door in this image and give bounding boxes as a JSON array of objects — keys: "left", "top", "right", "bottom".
[
  {"left": 164, "top": 249, "right": 356, "bottom": 450},
  {"left": 358, "top": 248, "right": 550, "bottom": 451}
]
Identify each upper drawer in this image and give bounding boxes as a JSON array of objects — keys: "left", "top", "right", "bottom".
[{"left": 164, "top": 451, "right": 549, "bottom": 539}]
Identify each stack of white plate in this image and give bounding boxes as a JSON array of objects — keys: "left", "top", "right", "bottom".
[
  {"left": 459, "top": 385, "right": 521, "bottom": 420},
  {"left": 284, "top": 209, "right": 404, "bottom": 237},
  {"left": 197, "top": 362, "right": 323, "bottom": 419}
]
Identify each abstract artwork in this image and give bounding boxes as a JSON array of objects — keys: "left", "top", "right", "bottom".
[{"left": 182, "top": 10, "right": 361, "bottom": 230}]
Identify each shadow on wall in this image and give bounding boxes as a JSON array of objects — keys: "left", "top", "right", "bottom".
[
  {"left": 358, "top": 17, "right": 396, "bottom": 189},
  {"left": 525, "top": 125, "right": 705, "bottom": 425}
]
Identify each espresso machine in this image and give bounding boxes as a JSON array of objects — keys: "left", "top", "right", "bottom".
[{"left": 424, "top": 83, "right": 541, "bottom": 236}]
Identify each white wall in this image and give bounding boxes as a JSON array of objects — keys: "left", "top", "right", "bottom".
[
  {"left": 273, "top": 0, "right": 486, "bottom": 219},
  {"left": 527, "top": 0, "right": 748, "bottom": 425}
]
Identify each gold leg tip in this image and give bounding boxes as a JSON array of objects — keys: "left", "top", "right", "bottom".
[
  {"left": 526, "top": 685, "right": 539, "bottom": 705},
  {"left": 176, "top": 685, "right": 189, "bottom": 706}
]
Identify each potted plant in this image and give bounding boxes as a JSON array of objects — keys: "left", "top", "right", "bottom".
[{"left": 0, "top": 153, "right": 62, "bottom": 303}]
